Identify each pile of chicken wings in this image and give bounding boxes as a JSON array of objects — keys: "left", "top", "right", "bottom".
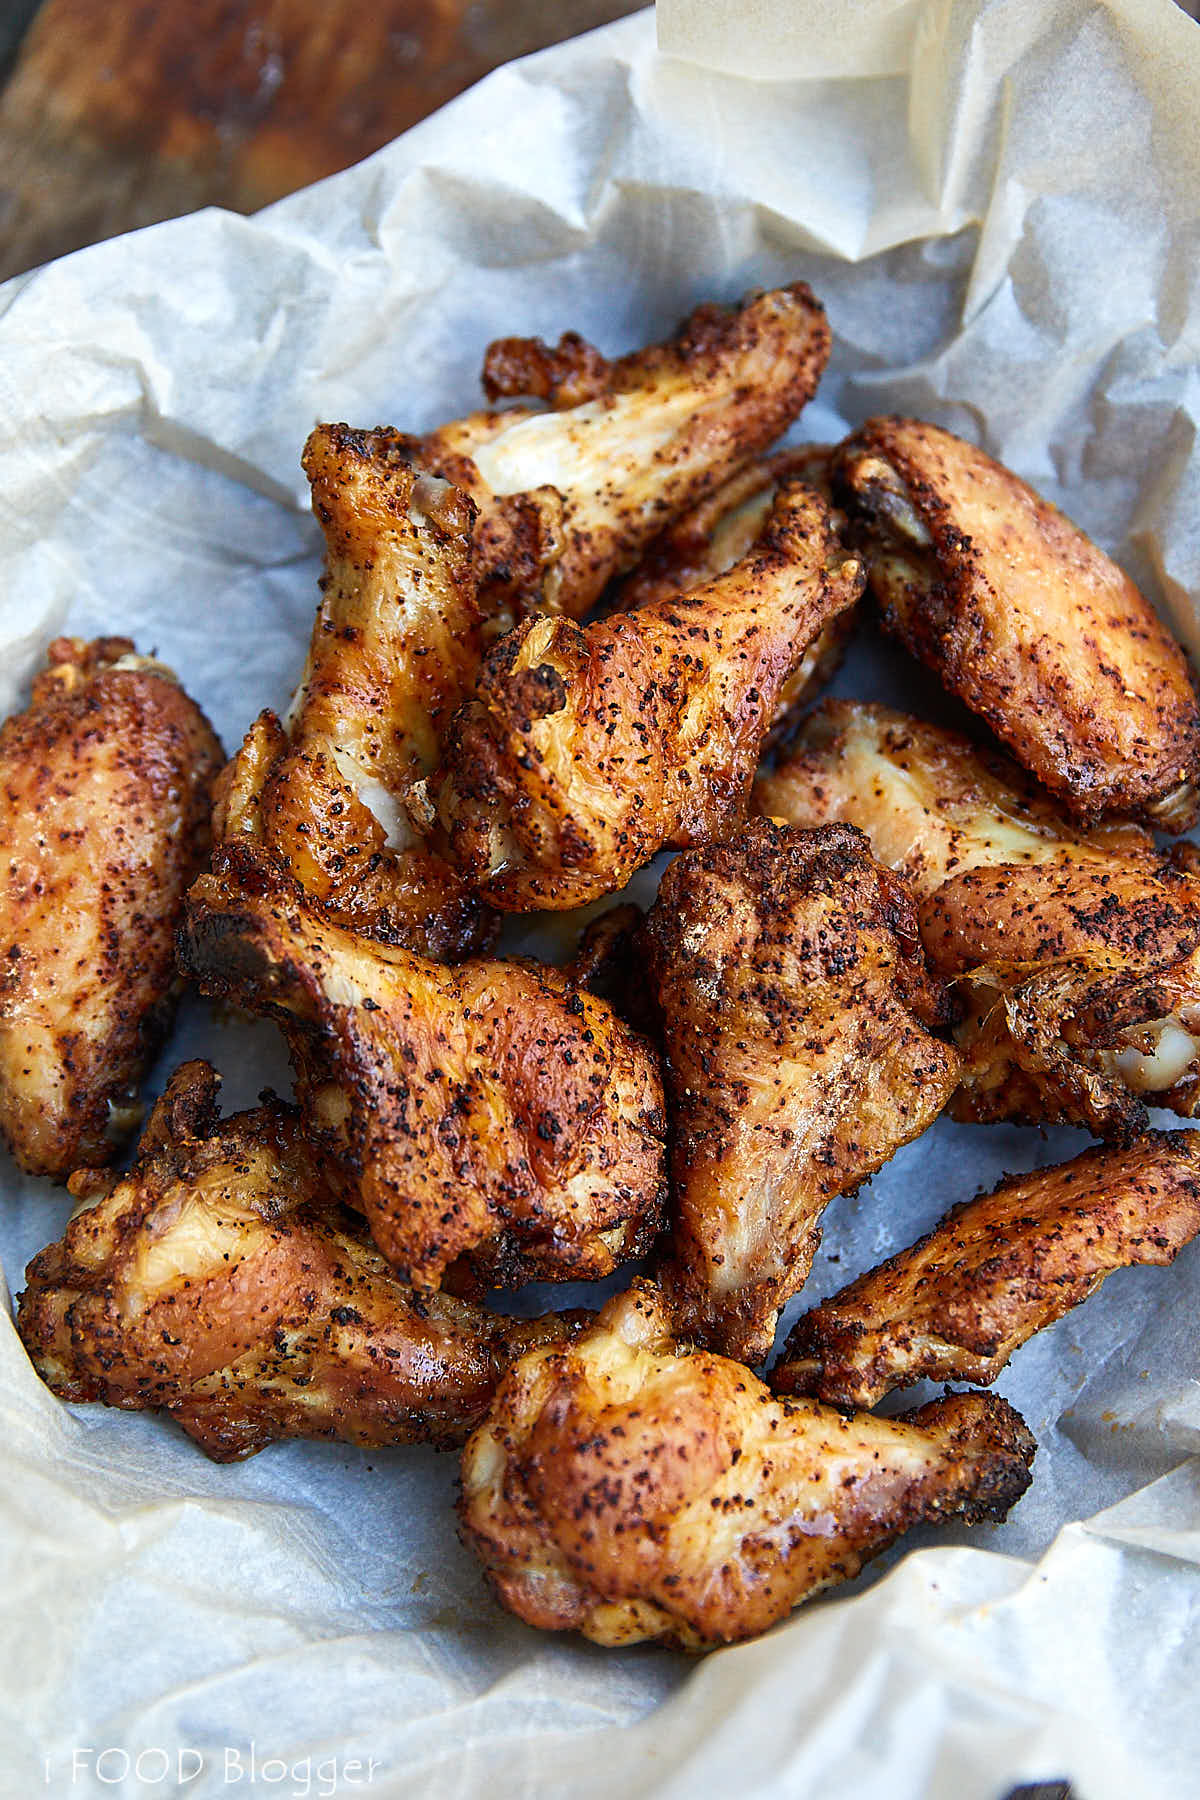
[{"left": 8, "top": 281, "right": 1200, "bottom": 1653}]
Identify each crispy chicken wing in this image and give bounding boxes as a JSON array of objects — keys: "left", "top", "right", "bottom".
[
  {"left": 774, "top": 1133, "right": 1200, "bottom": 1410},
  {"left": 758, "top": 701, "right": 1200, "bottom": 1136},
  {"left": 436, "top": 482, "right": 864, "bottom": 912},
  {"left": 832, "top": 417, "right": 1200, "bottom": 826},
  {"left": 179, "top": 847, "right": 667, "bottom": 1290},
  {"left": 215, "top": 429, "right": 493, "bottom": 961},
  {"left": 18, "top": 1062, "right": 582, "bottom": 1461},
  {"left": 640, "top": 820, "right": 962, "bottom": 1363},
  {"left": 458, "top": 1282, "right": 1035, "bottom": 1650},
  {"left": 0, "top": 637, "right": 222, "bottom": 1178},
  {"left": 755, "top": 699, "right": 1156, "bottom": 900},
  {"left": 396, "top": 282, "right": 831, "bottom": 621},
  {"left": 613, "top": 445, "right": 855, "bottom": 736}
]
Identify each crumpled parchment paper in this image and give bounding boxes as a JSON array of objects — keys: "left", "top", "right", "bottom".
[{"left": 1, "top": 3, "right": 1199, "bottom": 1796}]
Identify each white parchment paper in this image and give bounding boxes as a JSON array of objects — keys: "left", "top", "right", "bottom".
[{"left": 2, "top": 3, "right": 1199, "bottom": 1796}]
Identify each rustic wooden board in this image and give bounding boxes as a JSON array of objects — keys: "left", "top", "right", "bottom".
[{"left": 0, "top": 0, "right": 641, "bottom": 281}]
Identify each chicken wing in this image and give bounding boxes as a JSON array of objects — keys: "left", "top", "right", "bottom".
[
  {"left": 613, "top": 445, "right": 855, "bottom": 736},
  {"left": 179, "top": 847, "right": 667, "bottom": 1290},
  {"left": 436, "top": 482, "right": 864, "bottom": 912},
  {"left": 18, "top": 1061, "right": 582, "bottom": 1461},
  {"left": 397, "top": 282, "right": 832, "bottom": 620},
  {"left": 458, "top": 1282, "right": 1035, "bottom": 1650},
  {"left": 774, "top": 1134, "right": 1200, "bottom": 1409},
  {"left": 215, "top": 430, "right": 493, "bottom": 962},
  {"left": 640, "top": 820, "right": 962, "bottom": 1363},
  {"left": 754, "top": 699, "right": 1157, "bottom": 900},
  {"left": 758, "top": 701, "right": 1200, "bottom": 1136},
  {"left": 832, "top": 417, "right": 1200, "bottom": 826},
  {"left": 0, "top": 637, "right": 222, "bottom": 1178}
]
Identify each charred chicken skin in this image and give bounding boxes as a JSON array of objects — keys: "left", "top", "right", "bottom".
[
  {"left": 613, "top": 444, "right": 855, "bottom": 736},
  {"left": 458, "top": 1282, "right": 1035, "bottom": 1651},
  {"left": 758, "top": 701, "right": 1200, "bottom": 1137},
  {"left": 215, "top": 429, "right": 493, "bottom": 962},
  {"left": 18, "top": 1062, "right": 582, "bottom": 1461},
  {"left": 774, "top": 1133, "right": 1200, "bottom": 1410},
  {"left": 436, "top": 482, "right": 864, "bottom": 912},
  {"left": 0, "top": 637, "right": 222, "bottom": 1178},
  {"left": 179, "top": 848, "right": 667, "bottom": 1291},
  {"left": 832, "top": 417, "right": 1200, "bottom": 827},
  {"left": 640, "top": 819, "right": 962, "bottom": 1363},
  {"left": 395, "top": 282, "right": 832, "bottom": 621}
]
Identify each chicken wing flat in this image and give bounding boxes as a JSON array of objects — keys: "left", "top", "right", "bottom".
[
  {"left": 436, "top": 482, "right": 864, "bottom": 912},
  {"left": 18, "top": 1062, "right": 582, "bottom": 1461},
  {"left": 179, "top": 848, "right": 667, "bottom": 1290},
  {"left": 613, "top": 445, "right": 855, "bottom": 736},
  {"left": 774, "top": 1134, "right": 1200, "bottom": 1410},
  {"left": 640, "top": 820, "right": 962, "bottom": 1363},
  {"left": 458, "top": 1282, "right": 1035, "bottom": 1650},
  {"left": 758, "top": 701, "right": 1200, "bottom": 1136},
  {"left": 396, "top": 282, "right": 831, "bottom": 620},
  {"left": 216, "top": 430, "right": 493, "bottom": 962},
  {"left": 0, "top": 637, "right": 222, "bottom": 1178},
  {"left": 755, "top": 699, "right": 1156, "bottom": 901},
  {"left": 832, "top": 417, "right": 1200, "bottom": 826}
]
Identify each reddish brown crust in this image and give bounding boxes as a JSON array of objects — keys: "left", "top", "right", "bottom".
[
  {"left": 833, "top": 416, "right": 1200, "bottom": 825},
  {"left": 774, "top": 1133, "right": 1200, "bottom": 1409},
  {"left": 0, "top": 637, "right": 223, "bottom": 1177}
]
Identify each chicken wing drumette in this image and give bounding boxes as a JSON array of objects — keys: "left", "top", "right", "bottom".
[
  {"left": 640, "top": 819, "right": 962, "bottom": 1363},
  {"left": 832, "top": 417, "right": 1200, "bottom": 827},
  {"left": 0, "top": 637, "right": 222, "bottom": 1178},
  {"left": 458, "top": 1282, "right": 1035, "bottom": 1650},
  {"left": 18, "top": 1062, "right": 582, "bottom": 1461},
  {"left": 757, "top": 701, "right": 1200, "bottom": 1137},
  {"left": 216, "top": 430, "right": 493, "bottom": 962},
  {"left": 612, "top": 445, "right": 855, "bottom": 737},
  {"left": 179, "top": 848, "right": 667, "bottom": 1291},
  {"left": 436, "top": 482, "right": 864, "bottom": 912},
  {"left": 394, "top": 282, "right": 831, "bottom": 621},
  {"left": 774, "top": 1133, "right": 1200, "bottom": 1409}
]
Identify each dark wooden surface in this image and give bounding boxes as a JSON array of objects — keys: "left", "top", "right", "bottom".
[{"left": 0, "top": 0, "right": 642, "bottom": 281}]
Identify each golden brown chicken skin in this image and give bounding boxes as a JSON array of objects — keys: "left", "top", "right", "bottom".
[
  {"left": 0, "top": 637, "right": 222, "bottom": 1179},
  {"left": 755, "top": 699, "right": 1157, "bottom": 901},
  {"left": 436, "top": 482, "right": 864, "bottom": 913},
  {"left": 458, "top": 1282, "right": 1035, "bottom": 1651},
  {"left": 640, "top": 820, "right": 962, "bottom": 1364},
  {"left": 18, "top": 1062, "right": 582, "bottom": 1461},
  {"left": 394, "top": 282, "right": 832, "bottom": 621},
  {"left": 613, "top": 445, "right": 855, "bottom": 736},
  {"left": 758, "top": 701, "right": 1200, "bottom": 1137},
  {"left": 832, "top": 417, "right": 1200, "bottom": 827},
  {"left": 179, "top": 847, "right": 667, "bottom": 1291},
  {"left": 215, "top": 431, "right": 493, "bottom": 962},
  {"left": 774, "top": 1133, "right": 1200, "bottom": 1410}
]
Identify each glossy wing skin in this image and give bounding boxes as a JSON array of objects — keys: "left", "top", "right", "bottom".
[
  {"left": 401, "top": 282, "right": 833, "bottom": 621},
  {"left": 436, "top": 483, "right": 865, "bottom": 912},
  {"left": 215, "top": 430, "right": 494, "bottom": 962},
  {"left": 613, "top": 446, "right": 855, "bottom": 736},
  {"left": 754, "top": 699, "right": 1157, "bottom": 901},
  {"left": 0, "top": 638, "right": 222, "bottom": 1178},
  {"left": 774, "top": 1134, "right": 1200, "bottom": 1409},
  {"left": 832, "top": 417, "right": 1200, "bottom": 826},
  {"left": 640, "top": 820, "right": 962, "bottom": 1363},
  {"left": 458, "top": 1282, "right": 1035, "bottom": 1651},
  {"left": 758, "top": 701, "right": 1200, "bottom": 1136},
  {"left": 17, "top": 1062, "right": 583, "bottom": 1461},
  {"left": 178, "top": 848, "right": 668, "bottom": 1291}
]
